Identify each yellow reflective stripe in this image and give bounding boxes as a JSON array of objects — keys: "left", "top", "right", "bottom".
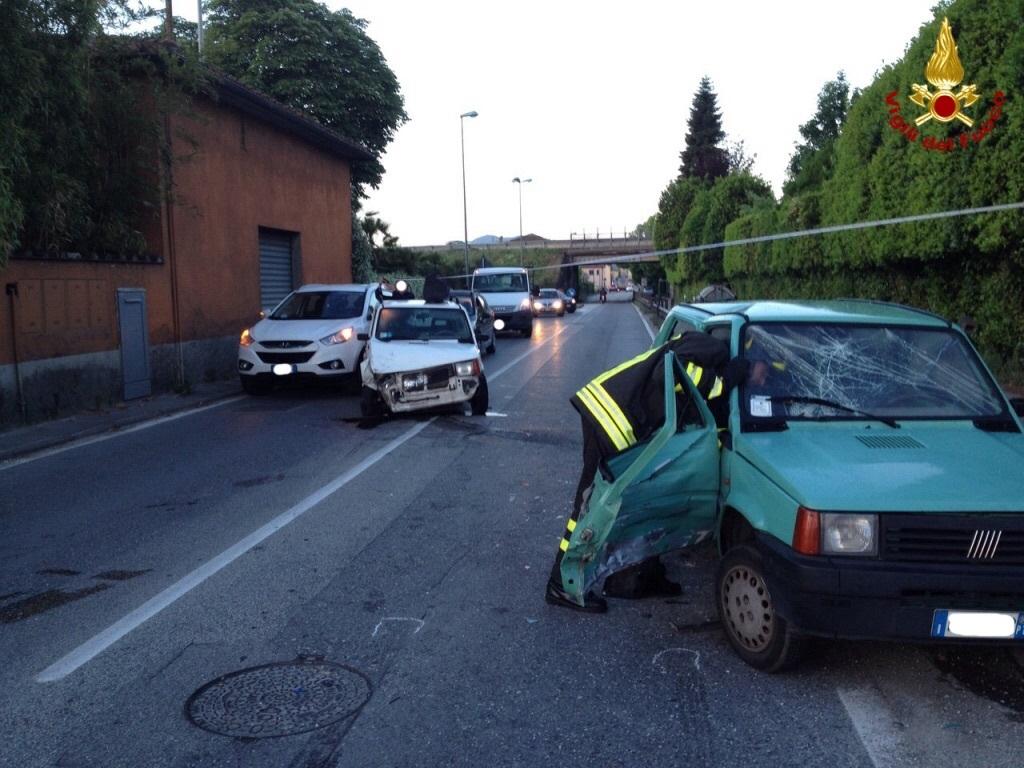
[
  {"left": 586, "top": 383, "right": 636, "bottom": 446},
  {"left": 576, "top": 388, "right": 629, "bottom": 451},
  {"left": 559, "top": 538, "right": 570, "bottom": 552},
  {"left": 708, "top": 377, "right": 724, "bottom": 399},
  {"left": 772, "top": 361, "right": 786, "bottom": 371},
  {"left": 567, "top": 519, "right": 577, "bottom": 532},
  {"left": 593, "top": 347, "right": 658, "bottom": 385},
  {"left": 686, "top": 362, "right": 704, "bottom": 386},
  {"left": 674, "top": 383, "right": 682, "bottom": 393}
]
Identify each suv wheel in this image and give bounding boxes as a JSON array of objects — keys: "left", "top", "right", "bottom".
[
  {"left": 715, "top": 544, "right": 804, "bottom": 672},
  {"left": 240, "top": 375, "right": 271, "bottom": 396},
  {"left": 470, "top": 374, "right": 489, "bottom": 415}
]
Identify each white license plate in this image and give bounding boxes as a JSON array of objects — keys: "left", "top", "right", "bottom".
[
  {"left": 272, "top": 363, "right": 295, "bottom": 376},
  {"left": 931, "top": 610, "right": 1024, "bottom": 639}
]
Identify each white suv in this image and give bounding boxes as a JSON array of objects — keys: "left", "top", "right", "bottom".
[{"left": 237, "top": 284, "right": 379, "bottom": 394}]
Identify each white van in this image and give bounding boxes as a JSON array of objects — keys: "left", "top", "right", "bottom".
[{"left": 471, "top": 267, "right": 534, "bottom": 338}]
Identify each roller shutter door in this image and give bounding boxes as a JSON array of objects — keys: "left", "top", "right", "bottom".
[{"left": 259, "top": 228, "right": 295, "bottom": 308}]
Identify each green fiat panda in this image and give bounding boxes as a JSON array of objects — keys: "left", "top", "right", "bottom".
[{"left": 560, "top": 300, "right": 1024, "bottom": 671}]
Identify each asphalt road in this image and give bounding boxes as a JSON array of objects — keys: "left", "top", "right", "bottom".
[{"left": 2, "top": 303, "right": 1023, "bottom": 768}]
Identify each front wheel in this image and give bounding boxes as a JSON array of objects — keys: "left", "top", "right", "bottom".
[
  {"left": 470, "top": 375, "right": 489, "bottom": 415},
  {"left": 521, "top": 323, "right": 533, "bottom": 339},
  {"left": 360, "top": 385, "right": 385, "bottom": 420},
  {"left": 715, "top": 544, "right": 804, "bottom": 672},
  {"left": 240, "top": 375, "right": 271, "bottom": 395},
  {"left": 486, "top": 339, "right": 496, "bottom": 355}
]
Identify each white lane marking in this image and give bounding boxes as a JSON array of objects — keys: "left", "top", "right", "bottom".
[
  {"left": 633, "top": 303, "right": 657, "bottom": 342},
  {"left": 487, "top": 323, "right": 575, "bottom": 380},
  {"left": 837, "top": 686, "right": 905, "bottom": 768},
  {"left": 371, "top": 616, "right": 425, "bottom": 637},
  {"left": 1, "top": 396, "right": 246, "bottom": 473},
  {"left": 36, "top": 317, "right": 578, "bottom": 682},
  {"left": 652, "top": 647, "right": 701, "bottom": 673}
]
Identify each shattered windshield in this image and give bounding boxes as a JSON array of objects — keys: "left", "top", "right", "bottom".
[
  {"left": 375, "top": 307, "right": 474, "bottom": 343},
  {"left": 740, "top": 323, "right": 1005, "bottom": 421}
]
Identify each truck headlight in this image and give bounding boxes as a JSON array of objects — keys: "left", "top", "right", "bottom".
[
  {"left": 519, "top": 298, "right": 532, "bottom": 311},
  {"left": 455, "top": 360, "right": 480, "bottom": 377},
  {"left": 821, "top": 513, "right": 878, "bottom": 556}
]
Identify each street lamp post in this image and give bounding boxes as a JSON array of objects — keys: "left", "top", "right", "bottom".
[
  {"left": 460, "top": 111, "right": 478, "bottom": 284},
  {"left": 512, "top": 177, "right": 532, "bottom": 266}
]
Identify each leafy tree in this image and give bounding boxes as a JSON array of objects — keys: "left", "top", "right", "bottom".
[
  {"left": 679, "top": 76, "right": 730, "bottom": 181},
  {"left": 726, "top": 138, "right": 757, "bottom": 175},
  {"left": 204, "top": 0, "right": 407, "bottom": 195},
  {"left": 784, "top": 72, "right": 852, "bottom": 196},
  {"left": 351, "top": 211, "right": 374, "bottom": 283}
]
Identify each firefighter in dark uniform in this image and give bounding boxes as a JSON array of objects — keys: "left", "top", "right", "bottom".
[{"left": 545, "top": 331, "right": 746, "bottom": 612}]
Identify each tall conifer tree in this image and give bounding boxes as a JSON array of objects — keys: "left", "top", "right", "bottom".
[{"left": 679, "top": 76, "right": 729, "bottom": 181}]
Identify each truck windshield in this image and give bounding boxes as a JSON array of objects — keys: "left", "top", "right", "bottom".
[
  {"left": 473, "top": 273, "right": 527, "bottom": 293},
  {"left": 740, "top": 323, "right": 1006, "bottom": 421},
  {"left": 375, "top": 307, "right": 474, "bottom": 343}
]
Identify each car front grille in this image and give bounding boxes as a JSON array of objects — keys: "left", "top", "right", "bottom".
[
  {"left": 492, "top": 305, "right": 515, "bottom": 313},
  {"left": 259, "top": 340, "right": 313, "bottom": 349},
  {"left": 424, "top": 365, "right": 454, "bottom": 390},
  {"left": 256, "top": 352, "right": 315, "bottom": 364},
  {"left": 882, "top": 514, "right": 1024, "bottom": 565}
]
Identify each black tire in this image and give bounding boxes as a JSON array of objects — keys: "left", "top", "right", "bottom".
[
  {"left": 558, "top": 310, "right": 565, "bottom": 317},
  {"left": 486, "top": 339, "right": 496, "bottom": 355},
  {"left": 240, "top": 375, "right": 271, "bottom": 395},
  {"left": 521, "top": 323, "right": 533, "bottom": 339},
  {"left": 715, "top": 544, "right": 804, "bottom": 672},
  {"left": 470, "top": 374, "right": 489, "bottom": 415},
  {"left": 360, "top": 385, "right": 384, "bottom": 420}
]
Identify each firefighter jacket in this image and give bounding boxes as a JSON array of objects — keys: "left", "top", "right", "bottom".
[{"left": 570, "top": 332, "right": 730, "bottom": 457}]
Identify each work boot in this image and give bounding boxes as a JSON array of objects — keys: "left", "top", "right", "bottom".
[{"left": 545, "top": 578, "right": 608, "bottom": 613}]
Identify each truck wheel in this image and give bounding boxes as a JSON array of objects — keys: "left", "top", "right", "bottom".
[
  {"left": 240, "top": 375, "right": 271, "bottom": 396},
  {"left": 360, "top": 386, "right": 384, "bottom": 420},
  {"left": 521, "top": 323, "right": 533, "bottom": 339},
  {"left": 486, "top": 338, "right": 496, "bottom": 355},
  {"left": 470, "top": 374, "right": 489, "bottom": 415},
  {"left": 715, "top": 544, "right": 804, "bottom": 672}
]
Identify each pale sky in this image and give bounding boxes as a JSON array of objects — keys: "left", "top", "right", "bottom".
[{"left": 177, "top": 1, "right": 940, "bottom": 245}]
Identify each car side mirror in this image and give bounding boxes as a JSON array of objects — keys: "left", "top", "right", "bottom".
[
  {"left": 357, "top": 332, "right": 369, "bottom": 341},
  {"left": 258, "top": 309, "right": 268, "bottom": 319}
]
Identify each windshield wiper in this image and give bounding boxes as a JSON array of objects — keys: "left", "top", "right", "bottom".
[{"left": 769, "top": 396, "right": 900, "bottom": 429}]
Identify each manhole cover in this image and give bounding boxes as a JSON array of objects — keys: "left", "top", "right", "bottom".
[{"left": 186, "top": 658, "right": 372, "bottom": 738}]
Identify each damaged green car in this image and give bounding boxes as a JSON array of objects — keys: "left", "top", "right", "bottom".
[{"left": 561, "top": 300, "right": 1024, "bottom": 671}]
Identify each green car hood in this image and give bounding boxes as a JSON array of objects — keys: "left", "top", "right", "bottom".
[{"left": 737, "top": 423, "right": 1024, "bottom": 513}]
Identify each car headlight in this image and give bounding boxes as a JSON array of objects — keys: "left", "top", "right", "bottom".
[
  {"left": 240, "top": 328, "right": 255, "bottom": 347},
  {"left": 533, "top": 301, "right": 543, "bottom": 310},
  {"left": 455, "top": 359, "right": 480, "bottom": 377},
  {"left": 821, "top": 513, "right": 878, "bottom": 556},
  {"left": 320, "top": 327, "right": 354, "bottom": 345},
  {"left": 519, "top": 298, "right": 532, "bottom": 311},
  {"left": 553, "top": 300, "right": 563, "bottom": 308}
]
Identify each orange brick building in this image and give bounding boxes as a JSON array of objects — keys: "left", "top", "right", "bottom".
[{"left": 0, "top": 75, "right": 371, "bottom": 424}]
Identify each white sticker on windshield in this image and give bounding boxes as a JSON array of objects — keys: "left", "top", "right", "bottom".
[{"left": 750, "top": 395, "right": 773, "bottom": 417}]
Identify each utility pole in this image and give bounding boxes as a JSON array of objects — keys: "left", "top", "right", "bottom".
[
  {"left": 197, "top": 0, "right": 204, "bottom": 55},
  {"left": 164, "top": 0, "right": 173, "bottom": 40}
]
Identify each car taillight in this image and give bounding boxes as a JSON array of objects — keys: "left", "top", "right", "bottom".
[{"left": 792, "top": 506, "right": 821, "bottom": 555}]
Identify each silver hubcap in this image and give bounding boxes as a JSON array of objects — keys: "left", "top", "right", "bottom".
[{"left": 722, "top": 564, "right": 774, "bottom": 651}]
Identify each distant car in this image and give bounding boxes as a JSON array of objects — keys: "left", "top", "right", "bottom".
[
  {"left": 359, "top": 296, "right": 488, "bottom": 418},
  {"left": 560, "top": 290, "right": 577, "bottom": 313},
  {"left": 450, "top": 289, "right": 496, "bottom": 355},
  {"left": 533, "top": 288, "right": 565, "bottom": 317},
  {"left": 237, "top": 284, "right": 379, "bottom": 395}
]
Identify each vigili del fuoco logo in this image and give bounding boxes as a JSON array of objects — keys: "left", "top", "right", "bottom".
[{"left": 885, "top": 17, "right": 1006, "bottom": 152}]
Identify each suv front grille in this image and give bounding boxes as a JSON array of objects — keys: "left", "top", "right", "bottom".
[
  {"left": 259, "top": 340, "right": 313, "bottom": 349},
  {"left": 257, "top": 352, "right": 315, "bottom": 364},
  {"left": 882, "top": 514, "right": 1024, "bottom": 565}
]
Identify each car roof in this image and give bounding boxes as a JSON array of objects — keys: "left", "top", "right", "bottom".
[
  {"left": 675, "top": 299, "right": 950, "bottom": 327},
  {"left": 294, "top": 283, "right": 372, "bottom": 292},
  {"left": 473, "top": 267, "right": 527, "bottom": 274},
  {"left": 380, "top": 300, "right": 465, "bottom": 310}
]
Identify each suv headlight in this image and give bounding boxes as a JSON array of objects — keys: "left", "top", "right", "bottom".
[
  {"left": 455, "top": 360, "right": 480, "bottom": 377},
  {"left": 821, "top": 513, "right": 878, "bottom": 555},
  {"left": 240, "top": 328, "right": 255, "bottom": 347},
  {"left": 320, "top": 327, "right": 354, "bottom": 345}
]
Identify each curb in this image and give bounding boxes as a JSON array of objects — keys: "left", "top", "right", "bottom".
[{"left": 0, "top": 387, "right": 243, "bottom": 465}]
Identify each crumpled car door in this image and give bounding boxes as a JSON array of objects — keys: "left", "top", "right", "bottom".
[{"left": 560, "top": 352, "right": 721, "bottom": 602}]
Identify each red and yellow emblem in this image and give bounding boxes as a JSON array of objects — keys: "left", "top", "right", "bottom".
[{"left": 909, "top": 18, "right": 979, "bottom": 126}]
